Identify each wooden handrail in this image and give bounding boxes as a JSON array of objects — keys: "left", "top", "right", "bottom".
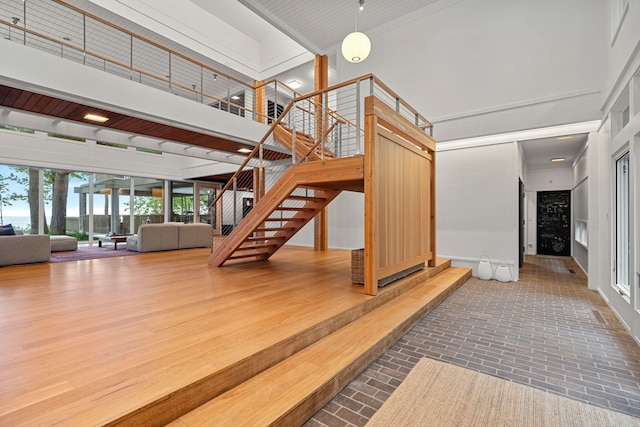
[
  {"left": 0, "top": 18, "right": 254, "bottom": 116},
  {"left": 210, "top": 73, "right": 435, "bottom": 208},
  {"left": 208, "top": 102, "right": 295, "bottom": 209}
]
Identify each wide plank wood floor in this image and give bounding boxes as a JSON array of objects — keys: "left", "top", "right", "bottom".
[{"left": 0, "top": 246, "right": 383, "bottom": 426}]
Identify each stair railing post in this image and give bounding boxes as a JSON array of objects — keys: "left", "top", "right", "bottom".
[
  {"left": 233, "top": 177, "right": 238, "bottom": 229},
  {"left": 168, "top": 53, "right": 172, "bottom": 93},
  {"left": 274, "top": 81, "right": 278, "bottom": 121},
  {"left": 356, "top": 80, "right": 362, "bottom": 154},
  {"left": 252, "top": 84, "right": 256, "bottom": 121},
  {"left": 82, "top": 14, "right": 86, "bottom": 65},
  {"left": 292, "top": 102, "right": 297, "bottom": 164},
  {"left": 22, "top": 0, "right": 26, "bottom": 45},
  {"left": 338, "top": 122, "right": 343, "bottom": 157},
  {"left": 321, "top": 91, "right": 328, "bottom": 160},
  {"left": 129, "top": 34, "right": 133, "bottom": 80},
  {"left": 258, "top": 143, "right": 264, "bottom": 202},
  {"left": 227, "top": 76, "right": 231, "bottom": 112}
]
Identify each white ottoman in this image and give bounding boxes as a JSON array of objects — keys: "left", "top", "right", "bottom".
[{"left": 50, "top": 235, "right": 78, "bottom": 252}]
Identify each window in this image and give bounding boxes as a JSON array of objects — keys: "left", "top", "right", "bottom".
[
  {"left": 614, "top": 151, "right": 630, "bottom": 297},
  {"left": 44, "top": 168, "right": 90, "bottom": 239},
  {"left": 612, "top": 90, "right": 630, "bottom": 137},
  {"left": 48, "top": 133, "right": 85, "bottom": 142},
  {"left": 611, "top": 0, "right": 629, "bottom": 42},
  {"left": 575, "top": 220, "right": 588, "bottom": 248},
  {"left": 1, "top": 125, "right": 35, "bottom": 134}
]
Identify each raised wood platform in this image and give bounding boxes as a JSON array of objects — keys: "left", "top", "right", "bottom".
[{"left": 0, "top": 246, "right": 470, "bottom": 426}]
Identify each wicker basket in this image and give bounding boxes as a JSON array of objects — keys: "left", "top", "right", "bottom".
[
  {"left": 351, "top": 249, "right": 365, "bottom": 284},
  {"left": 351, "top": 248, "right": 425, "bottom": 287}
]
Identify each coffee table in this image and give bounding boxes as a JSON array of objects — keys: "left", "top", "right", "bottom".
[{"left": 98, "top": 235, "right": 130, "bottom": 250}]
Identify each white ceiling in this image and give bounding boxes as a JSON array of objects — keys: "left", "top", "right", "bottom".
[
  {"left": 237, "top": 0, "right": 440, "bottom": 54},
  {"left": 520, "top": 134, "right": 588, "bottom": 170},
  {"left": 63, "top": 0, "right": 590, "bottom": 168}
]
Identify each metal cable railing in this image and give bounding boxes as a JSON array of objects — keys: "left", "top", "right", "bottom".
[
  {"left": 0, "top": 1, "right": 432, "bottom": 138},
  {"left": 0, "top": 0, "right": 269, "bottom": 121},
  {"left": 209, "top": 74, "right": 434, "bottom": 241}
]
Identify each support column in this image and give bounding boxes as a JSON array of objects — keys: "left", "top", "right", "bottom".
[
  {"left": 314, "top": 55, "right": 329, "bottom": 251},
  {"left": 254, "top": 80, "right": 265, "bottom": 123}
]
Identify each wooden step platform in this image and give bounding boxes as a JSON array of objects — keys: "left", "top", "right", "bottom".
[
  {"left": 0, "top": 246, "right": 469, "bottom": 426},
  {"left": 170, "top": 265, "right": 470, "bottom": 427}
]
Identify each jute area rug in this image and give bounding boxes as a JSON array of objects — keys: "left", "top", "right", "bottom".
[{"left": 366, "top": 358, "right": 640, "bottom": 427}]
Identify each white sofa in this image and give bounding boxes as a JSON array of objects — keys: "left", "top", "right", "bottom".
[
  {"left": 0, "top": 233, "right": 51, "bottom": 266},
  {"left": 126, "top": 223, "right": 212, "bottom": 253}
]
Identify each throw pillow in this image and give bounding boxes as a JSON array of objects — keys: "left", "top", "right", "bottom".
[{"left": 0, "top": 224, "right": 16, "bottom": 236}]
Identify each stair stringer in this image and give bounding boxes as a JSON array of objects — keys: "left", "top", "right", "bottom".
[
  {"left": 208, "top": 167, "right": 342, "bottom": 267},
  {"left": 273, "top": 125, "right": 334, "bottom": 161}
]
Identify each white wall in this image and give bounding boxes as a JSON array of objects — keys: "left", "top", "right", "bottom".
[
  {"left": 0, "top": 129, "right": 186, "bottom": 180},
  {"left": 0, "top": 38, "right": 268, "bottom": 148},
  {"left": 436, "top": 141, "right": 518, "bottom": 281},
  {"left": 337, "top": 0, "right": 606, "bottom": 142},
  {"left": 592, "top": 0, "right": 640, "bottom": 345},
  {"left": 526, "top": 168, "right": 573, "bottom": 191},
  {"left": 572, "top": 146, "right": 589, "bottom": 273}
]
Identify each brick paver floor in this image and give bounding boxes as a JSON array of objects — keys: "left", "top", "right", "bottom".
[{"left": 305, "top": 255, "right": 640, "bottom": 426}]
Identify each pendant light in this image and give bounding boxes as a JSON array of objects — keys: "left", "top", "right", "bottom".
[{"left": 341, "top": 0, "right": 371, "bottom": 63}]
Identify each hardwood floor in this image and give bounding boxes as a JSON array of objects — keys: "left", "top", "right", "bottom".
[{"left": 0, "top": 246, "right": 468, "bottom": 426}]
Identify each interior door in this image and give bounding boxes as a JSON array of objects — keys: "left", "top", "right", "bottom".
[
  {"left": 195, "top": 182, "right": 221, "bottom": 235},
  {"left": 519, "top": 179, "right": 525, "bottom": 267},
  {"left": 536, "top": 190, "right": 571, "bottom": 256}
]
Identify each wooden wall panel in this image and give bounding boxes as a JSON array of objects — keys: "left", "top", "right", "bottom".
[{"left": 364, "top": 96, "right": 435, "bottom": 295}]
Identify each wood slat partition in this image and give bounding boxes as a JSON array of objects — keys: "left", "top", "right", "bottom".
[{"left": 363, "top": 96, "right": 437, "bottom": 296}]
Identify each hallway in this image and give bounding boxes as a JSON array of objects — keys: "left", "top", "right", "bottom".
[{"left": 308, "top": 256, "right": 640, "bottom": 426}]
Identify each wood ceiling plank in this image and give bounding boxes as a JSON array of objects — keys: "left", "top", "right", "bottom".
[
  {"left": 22, "top": 94, "right": 45, "bottom": 111},
  {"left": 0, "top": 85, "right": 264, "bottom": 157},
  {"left": 13, "top": 91, "right": 35, "bottom": 110}
]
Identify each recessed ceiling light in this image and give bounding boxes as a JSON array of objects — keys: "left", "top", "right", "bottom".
[
  {"left": 556, "top": 135, "right": 574, "bottom": 141},
  {"left": 83, "top": 113, "right": 109, "bottom": 123},
  {"left": 237, "top": 148, "right": 252, "bottom": 154},
  {"left": 551, "top": 157, "right": 566, "bottom": 162},
  {"left": 231, "top": 95, "right": 240, "bottom": 100},
  {"left": 287, "top": 80, "right": 302, "bottom": 89}
]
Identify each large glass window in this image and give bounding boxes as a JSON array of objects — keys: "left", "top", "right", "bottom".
[
  {"left": 615, "top": 152, "right": 630, "bottom": 296},
  {"left": 92, "top": 174, "right": 132, "bottom": 235},
  {"left": 128, "top": 178, "right": 164, "bottom": 229},
  {"left": 44, "top": 168, "right": 90, "bottom": 239},
  {"left": 171, "top": 182, "right": 194, "bottom": 223},
  {"left": 196, "top": 182, "right": 221, "bottom": 234},
  {"left": 611, "top": 0, "right": 629, "bottom": 41},
  {"left": 0, "top": 164, "right": 36, "bottom": 234}
]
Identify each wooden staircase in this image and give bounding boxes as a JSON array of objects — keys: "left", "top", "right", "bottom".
[
  {"left": 273, "top": 124, "right": 335, "bottom": 161},
  {"left": 209, "top": 156, "right": 364, "bottom": 267}
]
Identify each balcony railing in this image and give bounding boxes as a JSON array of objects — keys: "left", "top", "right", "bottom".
[
  {"left": 0, "top": 0, "right": 301, "bottom": 124},
  {"left": 208, "top": 74, "right": 433, "bottom": 238},
  {"left": 1, "top": 1, "right": 432, "bottom": 141}
]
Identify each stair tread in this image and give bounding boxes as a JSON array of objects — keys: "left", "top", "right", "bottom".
[
  {"left": 245, "top": 236, "right": 288, "bottom": 241},
  {"left": 274, "top": 207, "right": 316, "bottom": 211},
  {"left": 286, "top": 195, "right": 327, "bottom": 202},
  {"left": 236, "top": 244, "right": 279, "bottom": 251},
  {"left": 264, "top": 217, "right": 306, "bottom": 222},
  {"left": 172, "top": 267, "right": 471, "bottom": 426},
  {"left": 254, "top": 227, "right": 297, "bottom": 232},
  {"left": 227, "top": 252, "right": 270, "bottom": 260}
]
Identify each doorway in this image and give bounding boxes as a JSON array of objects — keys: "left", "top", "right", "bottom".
[
  {"left": 519, "top": 179, "right": 525, "bottom": 267},
  {"left": 195, "top": 182, "right": 222, "bottom": 235},
  {"left": 536, "top": 190, "right": 571, "bottom": 256}
]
